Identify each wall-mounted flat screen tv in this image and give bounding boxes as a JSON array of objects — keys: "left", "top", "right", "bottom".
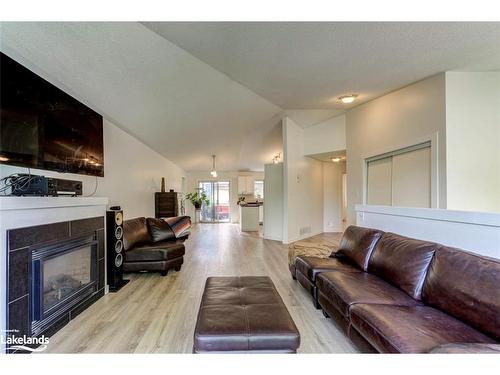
[{"left": 0, "top": 52, "right": 104, "bottom": 177}]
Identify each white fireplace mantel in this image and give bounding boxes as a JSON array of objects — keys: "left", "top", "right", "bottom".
[
  {"left": 0, "top": 196, "right": 109, "bottom": 211},
  {"left": 0, "top": 196, "right": 109, "bottom": 352},
  {"left": 0, "top": 196, "right": 109, "bottom": 229}
]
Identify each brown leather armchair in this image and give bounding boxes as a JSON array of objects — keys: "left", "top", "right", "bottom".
[{"left": 122, "top": 216, "right": 190, "bottom": 275}]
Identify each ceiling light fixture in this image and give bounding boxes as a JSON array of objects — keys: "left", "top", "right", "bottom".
[
  {"left": 338, "top": 94, "right": 358, "bottom": 104},
  {"left": 331, "top": 156, "right": 345, "bottom": 163},
  {"left": 210, "top": 155, "right": 218, "bottom": 178}
]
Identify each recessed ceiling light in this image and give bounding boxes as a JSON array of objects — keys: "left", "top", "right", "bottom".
[
  {"left": 338, "top": 94, "right": 358, "bottom": 104},
  {"left": 331, "top": 156, "right": 345, "bottom": 163}
]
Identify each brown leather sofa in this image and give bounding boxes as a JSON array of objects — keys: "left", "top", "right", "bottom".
[
  {"left": 293, "top": 226, "right": 500, "bottom": 353},
  {"left": 122, "top": 217, "right": 190, "bottom": 275},
  {"left": 295, "top": 226, "right": 382, "bottom": 308}
]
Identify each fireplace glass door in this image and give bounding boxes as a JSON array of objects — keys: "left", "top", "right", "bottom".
[
  {"left": 31, "top": 235, "right": 98, "bottom": 335},
  {"left": 43, "top": 245, "right": 92, "bottom": 313}
]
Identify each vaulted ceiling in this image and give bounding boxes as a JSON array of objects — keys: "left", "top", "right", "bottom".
[
  {"left": 143, "top": 22, "right": 500, "bottom": 108},
  {"left": 1, "top": 22, "right": 499, "bottom": 172}
]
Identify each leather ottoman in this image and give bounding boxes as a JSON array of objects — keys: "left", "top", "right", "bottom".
[{"left": 193, "top": 276, "right": 300, "bottom": 353}]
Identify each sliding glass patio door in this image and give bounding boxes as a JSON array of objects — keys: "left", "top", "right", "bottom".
[{"left": 198, "top": 181, "right": 230, "bottom": 223}]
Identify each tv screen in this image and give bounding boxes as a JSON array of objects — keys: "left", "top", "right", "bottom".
[{"left": 0, "top": 52, "right": 104, "bottom": 177}]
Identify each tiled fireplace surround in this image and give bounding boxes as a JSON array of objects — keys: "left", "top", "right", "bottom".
[
  {"left": 8, "top": 217, "right": 106, "bottom": 344},
  {"left": 0, "top": 197, "right": 108, "bottom": 353}
]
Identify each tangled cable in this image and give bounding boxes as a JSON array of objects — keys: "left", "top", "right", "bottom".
[{"left": 0, "top": 170, "right": 37, "bottom": 195}]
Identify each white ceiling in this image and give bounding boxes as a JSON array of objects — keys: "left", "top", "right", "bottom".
[
  {"left": 0, "top": 22, "right": 282, "bottom": 172},
  {"left": 1, "top": 22, "right": 499, "bottom": 173},
  {"left": 143, "top": 22, "right": 500, "bottom": 108},
  {"left": 284, "top": 109, "right": 344, "bottom": 128}
]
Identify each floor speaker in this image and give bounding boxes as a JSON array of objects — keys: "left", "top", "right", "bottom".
[{"left": 106, "top": 208, "right": 129, "bottom": 292}]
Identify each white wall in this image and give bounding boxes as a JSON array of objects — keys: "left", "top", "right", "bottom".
[
  {"left": 283, "top": 117, "right": 324, "bottom": 243},
  {"left": 304, "top": 114, "right": 346, "bottom": 156},
  {"left": 263, "top": 163, "right": 284, "bottom": 241},
  {"left": 323, "top": 161, "right": 346, "bottom": 232},
  {"left": 356, "top": 205, "right": 500, "bottom": 259},
  {"left": 345, "top": 74, "right": 447, "bottom": 224},
  {"left": 445, "top": 72, "right": 500, "bottom": 212},
  {"left": 184, "top": 170, "right": 264, "bottom": 223},
  {"left": 0, "top": 119, "right": 185, "bottom": 219}
]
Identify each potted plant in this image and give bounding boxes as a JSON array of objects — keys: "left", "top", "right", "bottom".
[{"left": 185, "top": 190, "right": 210, "bottom": 210}]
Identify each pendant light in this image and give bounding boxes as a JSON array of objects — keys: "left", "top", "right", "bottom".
[{"left": 210, "top": 155, "right": 218, "bottom": 178}]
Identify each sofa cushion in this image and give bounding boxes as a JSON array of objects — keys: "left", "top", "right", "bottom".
[
  {"left": 163, "top": 216, "right": 191, "bottom": 238},
  {"left": 422, "top": 245, "right": 500, "bottom": 340},
  {"left": 316, "top": 271, "right": 419, "bottom": 318},
  {"left": 124, "top": 242, "right": 185, "bottom": 262},
  {"left": 123, "top": 217, "right": 151, "bottom": 251},
  {"left": 368, "top": 232, "right": 437, "bottom": 300},
  {"left": 350, "top": 304, "right": 495, "bottom": 353},
  {"left": 295, "top": 256, "right": 361, "bottom": 282},
  {"left": 335, "top": 226, "right": 383, "bottom": 271},
  {"left": 147, "top": 217, "right": 176, "bottom": 242}
]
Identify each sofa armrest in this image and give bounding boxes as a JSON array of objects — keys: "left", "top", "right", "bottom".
[{"left": 429, "top": 343, "right": 500, "bottom": 354}]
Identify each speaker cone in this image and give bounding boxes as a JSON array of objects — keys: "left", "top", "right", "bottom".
[
  {"left": 115, "top": 239, "right": 123, "bottom": 253},
  {"left": 115, "top": 212, "right": 123, "bottom": 225},
  {"left": 115, "top": 253, "right": 123, "bottom": 268},
  {"left": 115, "top": 226, "right": 123, "bottom": 239}
]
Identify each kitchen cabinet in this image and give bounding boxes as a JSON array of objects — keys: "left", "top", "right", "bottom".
[
  {"left": 239, "top": 205, "right": 259, "bottom": 231},
  {"left": 238, "top": 176, "right": 255, "bottom": 195}
]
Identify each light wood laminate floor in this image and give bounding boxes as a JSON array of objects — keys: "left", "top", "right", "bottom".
[{"left": 44, "top": 224, "right": 357, "bottom": 353}]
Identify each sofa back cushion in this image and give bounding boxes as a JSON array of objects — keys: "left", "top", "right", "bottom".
[
  {"left": 147, "top": 217, "right": 176, "bottom": 242},
  {"left": 123, "top": 217, "right": 150, "bottom": 250},
  {"left": 368, "top": 233, "right": 437, "bottom": 300},
  {"left": 163, "top": 216, "right": 191, "bottom": 239},
  {"left": 422, "top": 246, "right": 500, "bottom": 340},
  {"left": 335, "top": 226, "right": 383, "bottom": 271}
]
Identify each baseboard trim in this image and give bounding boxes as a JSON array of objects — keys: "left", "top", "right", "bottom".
[
  {"left": 283, "top": 230, "right": 323, "bottom": 244},
  {"left": 263, "top": 235, "right": 283, "bottom": 242},
  {"left": 323, "top": 227, "right": 343, "bottom": 233}
]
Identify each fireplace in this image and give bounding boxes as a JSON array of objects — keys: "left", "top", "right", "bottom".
[
  {"left": 6, "top": 216, "right": 105, "bottom": 352},
  {"left": 31, "top": 235, "right": 98, "bottom": 336}
]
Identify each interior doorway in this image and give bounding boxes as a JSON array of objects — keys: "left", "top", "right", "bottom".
[{"left": 198, "top": 180, "right": 230, "bottom": 223}]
